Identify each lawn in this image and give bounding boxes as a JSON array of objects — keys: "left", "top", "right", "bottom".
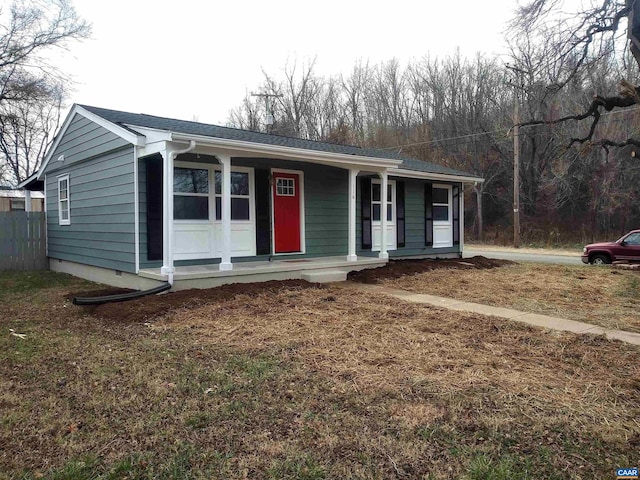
[
  {"left": 1, "top": 270, "right": 639, "bottom": 479},
  {"left": 375, "top": 261, "right": 640, "bottom": 333}
]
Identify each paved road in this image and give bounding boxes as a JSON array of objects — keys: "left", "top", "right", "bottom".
[{"left": 464, "top": 248, "right": 583, "bottom": 265}]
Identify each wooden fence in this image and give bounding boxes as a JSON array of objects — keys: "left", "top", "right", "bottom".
[{"left": 0, "top": 212, "right": 47, "bottom": 271}]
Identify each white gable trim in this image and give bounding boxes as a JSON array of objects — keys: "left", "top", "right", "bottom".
[
  {"left": 393, "top": 168, "right": 484, "bottom": 184},
  {"left": 37, "top": 104, "right": 146, "bottom": 180}
]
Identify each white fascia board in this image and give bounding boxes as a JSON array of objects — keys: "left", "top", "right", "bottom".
[
  {"left": 170, "top": 132, "right": 402, "bottom": 170},
  {"left": 137, "top": 140, "right": 170, "bottom": 158},
  {"left": 124, "top": 125, "right": 173, "bottom": 143},
  {"left": 393, "top": 168, "right": 484, "bottom": 184},
  {"left": 37, "top": 105, "right": 146, "bottom": 180}
]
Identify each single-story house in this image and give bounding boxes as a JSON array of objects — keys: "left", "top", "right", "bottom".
[
  {"left": 0, "top": 186, "right": 44, "bottom": 212},
  {"left": 29, "top": 104, "right": 483, "bottom": 290}
]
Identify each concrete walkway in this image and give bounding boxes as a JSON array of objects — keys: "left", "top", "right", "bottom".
[{"left": 341, "top": 282, "right": 640, "bottom": 347}]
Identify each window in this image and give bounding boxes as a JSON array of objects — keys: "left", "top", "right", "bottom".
[
  {"left": 214, "top": 171, "right": 250, "bottom": 221},
  {"left": 624, "top": 232, "right": 640, "bottom": 245},
  {"left": 10, "top": 199, "right": 25, "bottom": 211},
  {"left": 433, "top": 186, "right": 449, "bottom": 222},
  {"left": 174, "top": 167, "right": 209, "bottom": 220},
  {"left": 58, "top": 175, "right": 70, "bottom": 225},
  {"left": 276, "top": 178, "right": 295, "bottom": 196},
  {"left": 372, "top": 181, "right": 394, "bottom": 222}
]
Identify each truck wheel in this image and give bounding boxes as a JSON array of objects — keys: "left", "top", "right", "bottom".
[{"left": 590, "top": 254, "right": 611, "bottom": 265}]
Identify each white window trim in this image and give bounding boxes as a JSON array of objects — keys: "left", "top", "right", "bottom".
[
  {"left": 172, "top": 161, "right": 255, "bottom": 225},
  {"left": 172, "top": 161, "right": 256, "bottom": 260},
  {"left": 276, "top": 177, "right": 295, "bottom": 196},
  {"left": 371, "top": 179, "right": 396, "bottom": 252},
  {"left": 432, "top": 184, "right": 453, "bottom": 249},
  {"left": 433, "top": 184, "right": 452, "bottom": 224},
  {"left": 270, "top": 168, "right": 305, "bottom": 255},
  {"left": 213, "top": 166, "right": 254, "bottom": 224},
  {"left": 58, "top": 174, "right": 70, "bottom": 225},
  {"left": 173, "top": 164, "right": 212, "bottom": 222},
  {"left": 372, "top": 179, "right": 396, "bottom": 224}
]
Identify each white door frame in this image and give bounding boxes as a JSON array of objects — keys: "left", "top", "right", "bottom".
[
  {"left": 432, "top": 183, "right": 453, "bottom": 248},
  {"left": 372, "top": 178, "right": 397, "bottom": 252},
  {"left": 270, "top": 168, "right": 305, "bottom": 255}
]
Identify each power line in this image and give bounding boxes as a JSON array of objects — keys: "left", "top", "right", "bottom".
[
  {"left": 383, "top": 129, "right": 508, "bottom": 150},
  {"left": 383, "top": 106, "right": 640, "bottom": 151}
]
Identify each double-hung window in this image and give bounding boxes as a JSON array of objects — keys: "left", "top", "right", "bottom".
[
  {"left": 58, "top": 175, "right": 70, "bottom": 225},
  {"left": 372, "top": 181, "right": 394, "bottom": 222},
  {"left": 174, "top": 167, "right": 209, "bottom": 220},
  {"left": 214, "top": 171, "right": 250, "bottom": 221},
  {"left": 432, "top": 187, "right": 450, "bottom": 221}
]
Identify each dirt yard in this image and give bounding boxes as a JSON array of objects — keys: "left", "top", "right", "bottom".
[
  {"left": 350, "top": 257, "right": 640, "bottom": 333},
  {"left": 1, "top": 270, "right": 639, "bottom": 479}
]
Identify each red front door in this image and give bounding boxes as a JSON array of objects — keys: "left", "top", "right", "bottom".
[{"left": 273, "top": 172, "right": 301, "bottom": 253}]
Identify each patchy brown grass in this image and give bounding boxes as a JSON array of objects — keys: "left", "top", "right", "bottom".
[
  {"left": 1, "top": 271, "right": 639, "bottom": 479},
  {"left": 374, "top": 261, "right": 640, "bottom": 333}
]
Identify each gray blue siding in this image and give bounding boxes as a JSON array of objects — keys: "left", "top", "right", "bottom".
[
  {"left": 46, "top": 146, "right": 136, "bottom": 273},
  {"left": 45, "top": 114, "right": 130, "bottom": 174}
]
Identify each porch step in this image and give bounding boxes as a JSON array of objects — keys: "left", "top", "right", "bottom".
[{"left": 301, "top": 269, "right": 348, "bottom": 283}]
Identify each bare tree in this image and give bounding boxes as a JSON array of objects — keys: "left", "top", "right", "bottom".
[
  {"left": 0, "top": 87, "right": 62, "bottom": 183},
  {"left": 510, "top": 0, "right": 640, "bottom": 148},
  {"left": 0, "top": 0, "right": 90, "bottom": 185}
]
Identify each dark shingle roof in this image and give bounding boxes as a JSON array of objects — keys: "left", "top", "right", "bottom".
[{"left": 79, "top": 104, "right": 478, "bottom": 179}]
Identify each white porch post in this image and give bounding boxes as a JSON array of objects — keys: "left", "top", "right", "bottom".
[
  {"left": 348, "top": 169, "right": 359, "bottom": 261},
  {"left": 460, "top": 185, "right": 465, "bottom": 253},
  {"left": 24, "top": 190, "right": 31, "bottom": 212},
  {"left": 160, "top": 148, "right": 175, "bottom": 283},
  {"left": 160, "top": 141, "right": 196, "bottom": 284},
  {"left": 218, "top": 154, "right": 233, "bottom": 271},
  {"left": 379, "top": 170, "right": 389, "bottom": 260}
]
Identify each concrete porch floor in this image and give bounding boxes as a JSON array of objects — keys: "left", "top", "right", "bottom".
[{"left": 139, "top": 256, "right": 387, "bottom": 290}]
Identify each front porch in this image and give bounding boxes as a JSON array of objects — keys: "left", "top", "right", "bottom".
[
  {"left": 137, "top": 135, "right": 400, "bottom": 285},
  {"left": 139, "top": 255, "right": 386, "bottom": 290}
]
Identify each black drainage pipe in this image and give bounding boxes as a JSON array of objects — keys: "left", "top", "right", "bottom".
[{"left": 72, "top": 282, "right": 172, "bottom": 306}]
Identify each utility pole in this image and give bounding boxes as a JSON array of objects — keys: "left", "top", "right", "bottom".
[
  {"left": 506, "top": 64, "right": 525, "bottom": 249},
  {"left": 250, "top": 92, "right": 283, "bottom": 133},
  {"left": 513, "top": 89, "right": 521, "bottom": 248}
]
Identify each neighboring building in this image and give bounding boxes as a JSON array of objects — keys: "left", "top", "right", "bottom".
[
  {"left": 0, "top": 187, "right": 44, "bottom": 212},
  {"left": 27, "top": 104, "right": 483, "bottom": 290}
]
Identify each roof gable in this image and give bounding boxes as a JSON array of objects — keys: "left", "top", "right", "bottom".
[{"left": 38, "top": 105, "right": 144, "bottom": 179}]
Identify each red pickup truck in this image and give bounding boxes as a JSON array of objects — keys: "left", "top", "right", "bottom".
[{"left": 581, "top": 229, "right": 640, "bottom": 265}]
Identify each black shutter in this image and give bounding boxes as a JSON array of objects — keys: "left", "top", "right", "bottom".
[
  {"left": 255, "top": 169, "right": 271, "bottom": 255},
  {"left": 452, "top": 185, "right": 460, "bottom": 246},
  {"left": 425, "top": 183, "right": 433, "bottom": 247},
  {"left": 396, "top": 181, "right": 405, "bottom": 248},
  {"left": 361, "top": 177, "right": 372, "bottom": 249},
  {"left": 145, "top": 155, "right": 163, "bottom": 261}
]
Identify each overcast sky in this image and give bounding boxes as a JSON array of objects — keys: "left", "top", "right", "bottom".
[{"left": 52, "top": 0, "right": 527, "bottom": 125}]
